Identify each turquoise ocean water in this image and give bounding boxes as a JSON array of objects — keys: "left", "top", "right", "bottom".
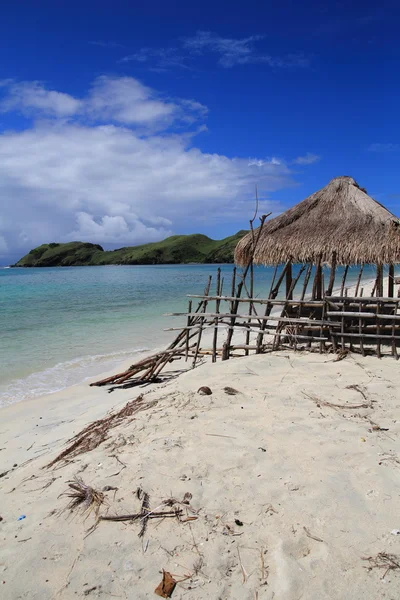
[{"left": 0, "top": 264, "right": 375, "bottom": 406}]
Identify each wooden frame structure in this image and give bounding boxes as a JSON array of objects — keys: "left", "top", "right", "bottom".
[{"left": 91, "top": 176, "right": 400, "bottom": 391}]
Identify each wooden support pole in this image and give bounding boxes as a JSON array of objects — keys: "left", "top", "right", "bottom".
[
  {"left": 340, "top": 265, "right": 349, "bottom": 296},
  {"left": 185, "top": 300, "right": 192, "bottom": 361},
  {"left": 300, "top": 263, "right": 313, "bottom": 302},
  {"left": 255, "top": 261, "right": 291, "bottom": 353},
  {"left": 326, "top": 252, "right": 337, "bottom": 296},
  {"left": 212, "top": 268, "right": 221, "bottom": 363},
  {"left": 192, "top": 275, "right": 212, "bottom": 368},
  {"left": 286, "top": 262, "right": 293, "bottom": 300},
  {"left": 222, "top": 213, "right": 270, "bottom": 360},
  {"left": 354, "top": 264, "right": 364, "bottom": 297},
  {"left": 312, "top": 255, "right": 323, "bottom": 300},
  {"left": 388, "top": 264, "right": 395, "bottom": 298},
  {"left": 375, "top": 264, "right": 383, "bottom": 297}
]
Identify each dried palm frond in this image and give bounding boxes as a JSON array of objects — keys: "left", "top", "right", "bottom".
[
  {"left": 46, "top": 394, "right": 157, "bottom": 468},
  {"left": 64, "top": 477, "right": 105, "bottom": 518}
]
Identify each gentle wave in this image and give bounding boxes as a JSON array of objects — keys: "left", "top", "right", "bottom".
[{"left": 0, "top": 346, "right": 151, "bottom": 407}]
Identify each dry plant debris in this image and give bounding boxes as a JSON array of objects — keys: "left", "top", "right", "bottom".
[
  {"left": 305, "top": 386, "right": 372, "bottom": 411},
  {"left": 362, "top": 552, "right": 400, "bottom": 579},
  {"left": 63, "top": 477, "right": 105, "bottom": 518},
  {"left": 154, "top": 570, "right": 177, "bottom": 598},
  {"left": 303, "top": 526, "right": 323, "bottom": 542},
  {"left": 46, "top": 394, "right": 157, "bottom": 468},
  {"left": 99, "top": 489, "right": 195, "bottom": 537}
]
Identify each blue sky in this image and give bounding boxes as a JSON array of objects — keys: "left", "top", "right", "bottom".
[{"left": 0, "top": 0, "right": 398, "bottom": 264}]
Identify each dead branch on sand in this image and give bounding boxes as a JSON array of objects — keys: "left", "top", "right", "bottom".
[
  {"left": 305, "top": 387, "right": 373, "bottom": 411},
  {"left": 46, "top": 394, "right": 156, "bottom": 468},
  {"left": 362, "top": 552, "right": 400, "bottom": 579}
]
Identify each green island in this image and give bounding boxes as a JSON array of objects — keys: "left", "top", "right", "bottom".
[{"left": 14, "top": 231, "right": 247, "bottom": 267}]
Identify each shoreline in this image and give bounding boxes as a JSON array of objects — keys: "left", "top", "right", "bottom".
[{"left": 1, "top": 273, "right": 391, "bottom": 410}]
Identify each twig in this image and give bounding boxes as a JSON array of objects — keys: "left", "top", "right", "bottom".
[
  {"left": 303, "top": 526, "right": 324, "bottom": 543},
  {"left": 362, "top": 552, "right": 400, "bottom": 579},
  {"left": 237, "top": 545, "right": 248, "bottom": 583},
  {"left": 305, "top": 392, "right": 372, "bottom": 410},
  {"left": 100, "top": 509, "right": 182, "bottom": 522},
  {"left": 205, "top": 433, "right": 237, "bottom": 439}
]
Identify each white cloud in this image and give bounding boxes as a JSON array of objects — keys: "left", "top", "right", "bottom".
[
  {"left": 367, "top": 143, "right": 398, "bottom": 152},
  {"left": 182, "top": 31, "right": 310, "bottom": 68},
  {"left": 0, "top": 76, "right": 207, "bottom": 130},
  {"left": 0, "top": 80, "right": 82, "bottom": 118},
  {"left": 120, "top": 47, "right": 190, "bottom": 71},
  {"left": 120, "top": 32, "right": 309, "bottom": 71},
  {"left": 292, "top": 153, "right": 321, "bottom": 165},
  {"left": 0, "top": 76, "right": 301, "bottom": 259}
]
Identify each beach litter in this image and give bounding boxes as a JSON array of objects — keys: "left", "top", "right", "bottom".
[{"left": 17, "top": 515, "right": 26, "bottom": 521}]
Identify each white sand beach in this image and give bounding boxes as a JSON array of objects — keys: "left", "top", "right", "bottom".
[{"left": 1, "top": 343, "right": 400, "bottom": 600}]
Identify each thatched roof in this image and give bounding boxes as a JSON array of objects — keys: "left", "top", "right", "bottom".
[{"left": 235, "top": 176, "right": 400, "bottom": 266}]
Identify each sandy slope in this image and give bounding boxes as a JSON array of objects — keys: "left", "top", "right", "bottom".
[{"left": 1, "top": 348, "right": 400, "bottom": 600}]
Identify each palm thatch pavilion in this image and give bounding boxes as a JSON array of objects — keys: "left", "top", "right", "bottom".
[{"left": 234, "top": 175, "right": 400, "bottom": 357}]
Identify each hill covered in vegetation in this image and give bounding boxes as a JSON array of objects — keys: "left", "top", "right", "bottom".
[{"left": 14, "top": 231, "right": 247, "bottom": 267}]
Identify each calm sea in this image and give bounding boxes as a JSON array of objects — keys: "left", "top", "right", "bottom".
[{"left": 0, "top": 263, "right": 375, "bottom": 406}]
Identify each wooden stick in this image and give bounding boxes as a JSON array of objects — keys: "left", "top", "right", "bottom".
[
  {"left": 376, "top": 301, "right": 382, "bottom": 358},
  {"left": 222, "top": 213, "right": 271, "bottom": 360},
  {"left": 185, "top": 300, "right": 192, "bottom": 361},
  {"left": 376, "top": 264, "right": 383, "bottom": 298},
  {"left": 286, "top": 262, "right": 293, "bottom": 300},
  {"left": 273, "top": 264, "right": 306, "bottom": 350},
  {"left": 354, "top": 264, "right": 364, "bottom": 297},
  {"left": 192, "top": 276, "right": 212, "bottom": 368},
  {"left": 312, "top": 255, "right": 323, "bottom": 300},
  {"left": 212, "top": 269, "right": 221, "bottom": 363},
  {"left": 340, "top": 265, "right": 349, "bottom": 296},
  {"left": 326, "top": 251, "right": 337, "bottom": 296},
  {"left": 388, "top": 264, "right": 395, "bottom": 298},
  {"left": 256, "top": 261, "right": 291, "bottom": 352},
  {"left": 359, "top": 299, "right": 365, "bottom": 357},
  {"left": 300, "top": 263, "right": 313, "bottom": 302}
]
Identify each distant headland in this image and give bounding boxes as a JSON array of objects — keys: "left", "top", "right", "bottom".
[{"left": 13, "top": 231, "right": 247, "bottom": 267}]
